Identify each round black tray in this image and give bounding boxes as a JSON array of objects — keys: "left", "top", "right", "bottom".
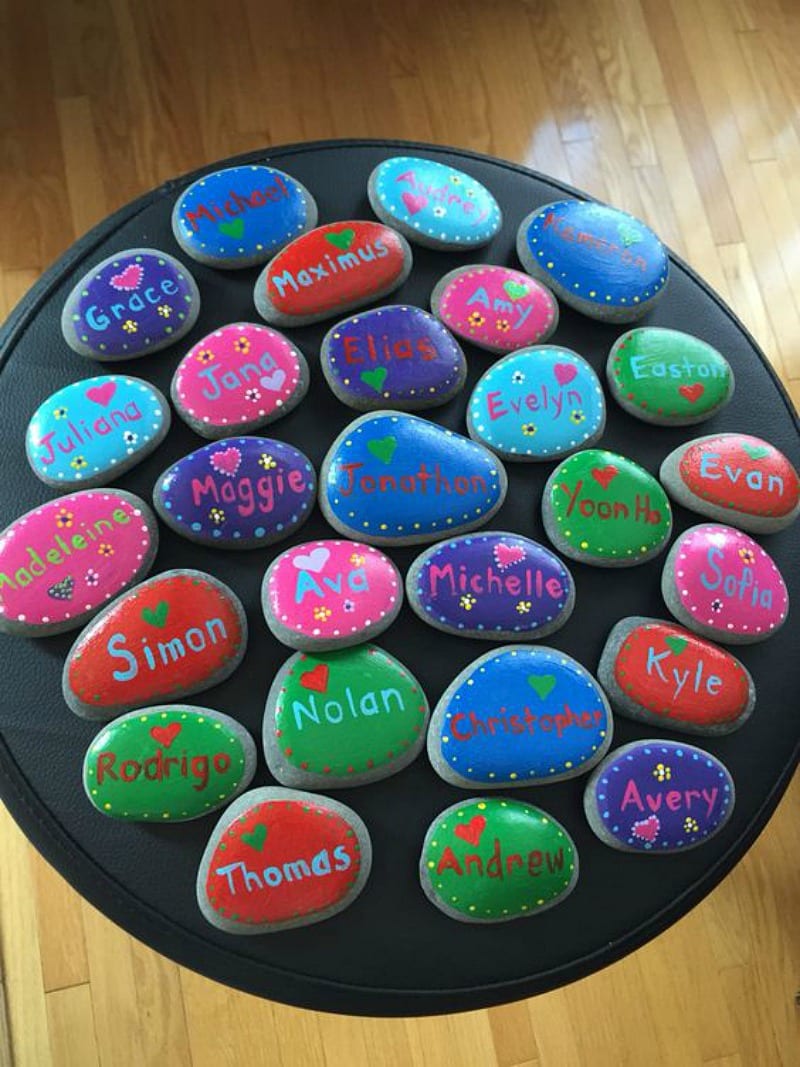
[{"left": 0, "top": 140, "right": 797, "bottom": 1017}]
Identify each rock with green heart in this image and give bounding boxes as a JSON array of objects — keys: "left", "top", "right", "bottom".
[
  {"left": 83, "top": 704, "right": 257, "bottom": 821},
  {"left": 63, "top": 569, "right": 247, "bottom": 720}
]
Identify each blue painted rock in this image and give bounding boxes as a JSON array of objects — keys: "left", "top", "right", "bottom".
[
  {"left": 26, "top": 376, "right": 170, "bottom": 489},
  {"left": 406, "top": 532, "right": 574, "bottom": 640},
  {"left": 171, "top": 164, "right": 317, "bottom": 268},
  {"left": 320, "top": 305, "right": 467, "bottom": 412},
  {"left": 153, "top": 437, "right": 316, "bottom": 549},
  {"left": 516, "top": 200, "right": 669, "bottom": 323},
  {"left": 319, "top": 412, "right": 507, "bottom": 546},
  {"left": 367, "top": 155, "right": 502, "bottom": 250},
  {"left": 427, "top": 645, "right": 612, "bottom": 788},
  {"left": 83, "top": 704, "right": 257, "bottom": 821},
  {"left": 466, "top": 346, "right": 605, "bottom": 462},
  {"left": 61, "top": 249, "right": 200, "bottom": 359},
  {"left": 584, "top": 739, "right": 735, "bottom": 852}
]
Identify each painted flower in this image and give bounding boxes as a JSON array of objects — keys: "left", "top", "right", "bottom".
[
  {"left": 459, "top": 594, "right": 477, "bottom": 610},
  {"left": 85, "top": 569, "right": 100, "bottom": 587},
  {"left": 209, "top": 507, "right": 225, "bottom": 525},
  {"left": 97, "top": 543, "right": 114, "bottom": 557},
  {"left": 738, "top": 547, "right": 755, "bottom": 565},
  {"left": 516, "top": 600, "right": 531, "bottom": 614},
  {"left": 157, "top": 304, "right": 172, "bottom": 318},
  {"left": 495, "top": 318, "right": 511, "bottom": 332},
  {"left": 711, "top": 598, "right": 723, "bottom": 613},
  {"left": 122, "top": 319, "right": 138, "bottom": 334},
  {"left": 53, "top": 406, "right": 68, "bottom": 420},
  {"left": 55, "top": 509, "right": 74, "bottom": 529},
  {"left": 349, "top": 553, "right": 365, "bottom": 567},
  {"left": 570, "top": 410, "right": 586, "bottom": 424},
  {"left": 521, "top": 423, "right": 537, "bottom": 437},
  {"left": 123, "top": 431, "right": 138, "bottom": 447},
  {"left": 684, "top": 817, "right": 699, "bottom": 833},
  {"left": 653, "top": 762, "right": 672, "bottom": 782},
  {"left": 313, "top": 606, "right": 332, "bottom": 621},
  {"left": 465, "top": 187, "right": 476, "bottom": 198},
  {"left": 449, "top": 175, "right": 462, "bottom": 185},
  {"left": 234, "top": 336, "right": 251, "bottom": 354},
  {"left": 467, "top": 311, "right": 485, "bottom": 328},
  {"left": 196, "top": 348, "right": 215, "bottom": 364},
  {"left": 511, "top": 371, "right": 526, "bottom": 384},
  {"left": 432, "top": 206, "right": 447, "bottom": 218},
  {"left": 244, "top": 388, "right": 261, "bottom": 403},
  {"left": 259, "top": 453, "right": 277, "bottom": 470},
  {"left": 70, "top": 456, "right": 88, "bottom": 471},
  {"left": 343, "top": 600, "right": 355, "bottom": 613}
]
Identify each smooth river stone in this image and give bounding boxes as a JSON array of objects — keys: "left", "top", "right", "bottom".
[
  {"left": 607, "top": 328, "right": 734, "bottom": 425},
  {"left": 83, "top": 704, "right": 257, "bottom": 821},
  {"left": 26, "top": 375, "right": 170, "bottom": 489},
  {"left": 517, "top": 200, "right": 669, "bottom": 323},
  {"left": 320, "top": 305, "right": 467, "bottom": 412},
  {"left": 63, "top": 569, "right": 247, "bottom": 720},
  {"left": 171, "top": 322, "right": 309, "bottom": 439},
  {"left": 419, "top": 797, "right": 579, "bottom": 923},
  {"left": 171, "top": 164, "right": 317, "bottom": 268},
  {"left": 61, "top": 248, "right": 200, "bottom": 360},
  {"left": 367, "top": 155, "right": 502, "bottom": 250},
  {"left": 262, "top": 539, "right": 402, "bottom": 651},
  {"left": 153, "top": 437, "right": 316, "bottom": 549},
  {"left": 542, "top": 448, "right": 672, "bottom": 567},
  {"left": 320, "top": 412, "right": 507, "bottom": 546},
  {"left": 430, "top": 264, "right": 558, "bottom": 355},
  {"left": 660, "top": 433, "right": 800, "bottom": 534},
  {"left": 466, "top": 345, "right": 605, "bottom": 462},
  {"left": 263, "top": 644, "right": 429, "bottom": 788},
  {"left": 406, "top": 532, "right": 575, "bottom": 640},
  {"left": 584, "top": 739, "right": 735, "bottom": 853},
  {"left": 598, "top": 617, "right": 755, "bottom": 736},
  {"left": 253, "top": 220, "right": 412, "bottom": 327},
  {"left": 0, "top": 489, "right": 158, "bottom": 637},
  {"left": 661, "top": 524, "right": 789, "bottom": 644},
  {"left": 427, "top": 645, "right": 612, "bottom": 788},
  {"left": 197, "top": 787, "right": 372, "bottom": 934}
]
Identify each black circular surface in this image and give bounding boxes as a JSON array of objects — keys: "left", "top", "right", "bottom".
[{"left": 0, "top": 139, "right": 797, "bottom": 1017}]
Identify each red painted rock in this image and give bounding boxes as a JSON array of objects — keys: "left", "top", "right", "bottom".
[{"left": 63, "top": 569, "right": 247, "bottom": 719}]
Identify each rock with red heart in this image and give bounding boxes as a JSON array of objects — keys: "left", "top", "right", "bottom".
[
  {"left": 606, "top": 328, "right": 734, "bottom": 425},
  {"left": 196, "top": 787, "right": 372, "bottom": 933},
  {"left": 61, "top": 249, "right": 200, "bottom": 360},
  {"left": 583, "top": 739, "right": 735, "bottom": 852},
  {"left": 83, "top": 704, "right": 257, "bottom": 821},
  {"left": 253, "top": 220, "right": 413, "bottom": 327},
  {"left": 367, "top": 156, "right": 502, "bottom": 250},
  {"left": 598, "top": 617, "right": 755, "bottom": 736},
  {"left": 26, "top": 375, "right": 170, "bottom": 489},
  {"left": 63, "top": 569, "right": 247, "bottom": 719},
  {"left": 263, "top": 644, "right": 429, "bottom": 788},
  {"left": 419, "top": 797, "right": 578, "bottom": 923},
  {"left": 542, "top": 448, "right": 672, "bottom": 567},
  {"left": 153, "top": 436, "right": 316, "bottom": 548},
  {"left": 0, "top": 489, "right": 158, "bottom": 637},
  {"left": 660, "top": 433, "right": 800, "bottom": 534}
]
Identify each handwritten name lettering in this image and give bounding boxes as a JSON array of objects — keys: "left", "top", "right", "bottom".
[
  {"left": 436, "top": 838, "right": 565, "bottom": 878},
  {"left": 215, "top": 846, "right": 352, "bottom": 895},
  {"left": 427, "top": 561, "right": 563, "bottom": 601},
  {"left": 629, "top": 356, "right": 725, "bottom": 380},
  {"left": 621, "top": 777, "right": 718, "bottom": 818},
  {"left": 698, "top": 453, "right": 784, "bottom": 496},
  {"left": 337, "top": 462, "right": 486, "bottom": 498},
  {"left": 183, "top": 174, "right": 291, "bottom": 232},
  {"left": 466, "top": 286, "right": 533, "bottom": 329},
  {"left": 645, "top": 645, "right": 723, "bottom": 700},
  {"left": 486, "top": 385, "right": 582, "bottom": 422},
  {"left": 699, "top": 548, "right": 773, "bottom": 609},
  {"left": 341, "top": 332, "right": 437, "bottom": 364},
  {"left": 295, "top": 566, "right": 369, "bottom": 604},
  {"left": 559, "top": 481, "right": 663, "bottom": 525},
  {"left": 95, "top": 746, "right": 230, "bottom": 791},
  {"left": 107, "top": 616, "right": 228, "bottom": 681},
  {"left": 84, "top": 278, "right": 180, "bottom": 332},
  {"left": 396, "top": 169, "right": 490, "bottom": 223},
  {"left": 271, "top": 240, "right": 390, "bottom": 298},
  {"left": 191, "top": 470, "right": 308, "bottom": 515},
  {"left": 450, "top": 704, "right": 604, "bottom": 742},
  {"left": 291, "top": 686, "right": 405, "bottom": 731},
  {"left": 543, "top": 211, "right": 648, "bottom": 271},
  {"left": 196, "top": 351, "right": 281, "bottom": 401},
  {"left": 35, "top": 403, "right": 143, "bottom": 466}
]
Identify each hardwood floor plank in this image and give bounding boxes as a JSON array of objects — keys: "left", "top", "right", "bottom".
[
  {"left": 30, "top": 853, "right": 89, "bottom": 993},
  {"left": 45, "top": 985, "right": 100, "bottom": 1067}
]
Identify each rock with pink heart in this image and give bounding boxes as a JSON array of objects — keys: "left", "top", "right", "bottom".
[
  {"left": 262, "top": 540, "right": 402, "bottom": 650},
  {"left": 153, "top": 437, "right": 316, "bottom": 549},
  {"left": 25, "top": 375, "right": 170, "bottom": 489},
  {"left": 61, "top": 248, "right": 200, "bottom": 359},
  {"left": 467, "top": 346, "right": 606, "bottom": 461},
  {"left": 406, "top": 532, "right": 574, "bottom": 640},
  {"left": 367, "top": 155, "right": 502, "bottom": 250},
  {"left": 583, "top": 739, "right": 735, "bottom": 852},
  {"left": 82, "top": 704, "right": 257, "bottom": 821},
  {"left": 171, "top": 322, "right": 309, "bottom": 439}
]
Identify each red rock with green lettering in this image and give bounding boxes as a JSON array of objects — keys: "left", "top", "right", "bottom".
[{"left": 419, "top": 797, "right": 579, "bottom": 923}]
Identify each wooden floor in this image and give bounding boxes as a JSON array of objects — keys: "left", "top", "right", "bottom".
[{"left": 0, "top": 0, "right": 798, "bottom": 1064}]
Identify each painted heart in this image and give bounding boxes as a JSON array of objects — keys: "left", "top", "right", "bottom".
[
  {"left": 678, "top": 383, "right": 705, "bottom": 404},
  {"left": 325, "top": 228, "right": 355, "bottom": 251},
  {"left": 631, "top": 815, "right": 660, "bottom": 843},
  {"left": 150, "top": 722, "right": 182, "bottom": 748},
  {"left": 109, "top": 264, "right": 143, "bottom": 291},
  {"left": 454, "top": 815, "right": 486, "bottom": 847},
  {"left": 47, "top": 576, "right": 74, "bottom": 601},
  {"left": 86, "top": 381, "right": 117, "bottom": 406},
  {"left": 300, "top": 663, "right": 329, "bottom": 693},
  {"left": 742, "top": 443, "right": 770, "bottom": 460},
  {"left": 401, "top": 191, "right": 428, "bottom": 215},
  {"left": 527, "top": 674, "right": 556, "bottom": 699},
  {"left": 141, "top": 601, "right": 170, "bottom": 628},
  {"left": 259, "top": 368, "right": 286, "bottom": 392},
  {"left": 618, "top": 223, "right": 642, "bottom": 248},
  {"left": 218, "top": 217, "right": 245, "bottom": 239},
  {"left": 241, "top": 823, "right": 267, "bottom": 851},
  {"left": 494, "top": 543, "right": 525, "bottom": 570},
  {"left": 367, "top": 435, "right": 397, "bottom": 465},
  {"left": 503, "top": 280, "right": 529, "bottom": 301},
  {"left": 210, "top": 447, "right": 242, "bottom": 476},
  {"left": 591, "top": 465, "right": 619, "bottom": 490},
  {"left": 360, "top": 367, "right": 388, "bottom": 393},
  {"left": 665, "top": 635, "right": 688, "bottom": 656},
  {"left": 553, "top": 363, "right": 577, "bottom": 386},
  {"left": 292, "top": 547, "right": 330, "bottom": 573}
]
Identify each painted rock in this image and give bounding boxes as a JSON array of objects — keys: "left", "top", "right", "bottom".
[
  {"left": 584, "top": 740, "right": 735, "bottom": 852},
  {"left": 431, "top": 264, "right": 558, "bottom": 355},
  {"left": 196, "top": 787, "right": 372, "bottom": 933},
  {"left": 320, "top": 305, "right": 467, "bottom": 412},
  {"left": 26, "top": 375, "right": 170, "bottom": 489},
  {"left": 406, "top": 532, "right": 575, "bottom": 640},
  {"left": 171, "top": 164, "right": 317, "bottom": 268},
  {"left": 61, "top": 249, "right": 200, "bottom": 359},
  {"left": 419, "top": 797, "right": 578, "bottom": 923},
  {"left": 660, "top": 433, "right": 800, "bottom": 534},
  {"left": 263, "top": 644, "right": 429, "bottom": 788},
  {"left": 83, "top": 704, "right": 257, "bottom": 821},
  {"left": 427, "top": 645, "right": 612, "bottom": 788},
  {"left": 63, "top": 570, "right": 247, "bottom": 720},
  {"left": 542, "top": 449, "right": 672, "bottom": 567},
  {"left": 598, "top": 617, "right": 755, "bottom": 736},
  {"left": 0, "top": 490, "right": 158, "bottom": 637},
  {"left": 517, "top": 200, "right": 669, "bottom": 323},
  {"left": 661, "top": 524, "right": 788, "bottom": 644},
  {"left": 253, "top": 220, "right": 412, "bottom": 327},
  {"left": 466, "top": 346, "right": 605, "bottom": 462},
  {"left": 367, "top": 155, "right": 501, "bottom": 250},
  {"left": 171, "top": 322, "right": 309, "bottom": 439},
  {"left": 153, "top": 437, "right": 316, "bottom": 549},
  {"left": 320, "top": 412, "right": 507, "bottom": 546},
  {"left": 607, "top": 328, "right": 734, "bottom": 425},
  {"left": 262, "top": 540, "right": 402, "bottom": 651}
]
